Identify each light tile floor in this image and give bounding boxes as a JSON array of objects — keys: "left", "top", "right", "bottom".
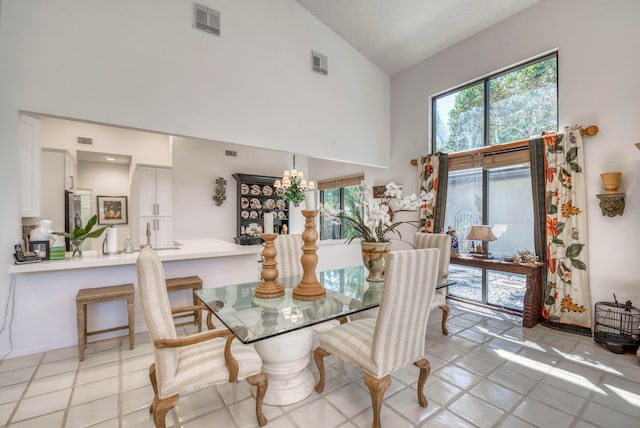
[{"left": 1, "top": 301, "right": 639, "bottom": 427}]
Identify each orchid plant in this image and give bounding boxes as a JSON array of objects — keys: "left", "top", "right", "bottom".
[{"left": 322, "top": 181, "right": 433, "bottom": 244}]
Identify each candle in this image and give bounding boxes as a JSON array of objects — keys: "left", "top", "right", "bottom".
[
  {"left": 263, "top": 212, "right": 274, "bottom": 234},
  {"left": 304, "top": 190, "right": 316, "bottom": 210}
]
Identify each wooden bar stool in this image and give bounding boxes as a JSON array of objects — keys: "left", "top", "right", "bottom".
[
  {"left": 165, "top": 276, "right": 204, "bottom": 332},
  {"left": 76, "top": 283, "right": 135, "bottom": 361}
]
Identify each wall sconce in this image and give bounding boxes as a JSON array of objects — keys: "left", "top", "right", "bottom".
[
  {"left": 212, "top": 177, "right": 227, "bottom": 206},
  {"left": 596, "top": 172, "right": 624, "bottom": 217}
]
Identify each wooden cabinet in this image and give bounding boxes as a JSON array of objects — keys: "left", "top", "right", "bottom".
[
  {"left": 450, "top": 256, "right": 544, "bottom": 328},
  {"left": 131, "top": 165, "right": 172, "bottom": 248},
  {"left": 19, "top": 114, "right": 41, "bottom": 217},
  {"left": 232, "top": 173, "right": 289, "bottom": 245}
]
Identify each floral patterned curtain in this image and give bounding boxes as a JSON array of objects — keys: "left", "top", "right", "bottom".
[
  {"left": 418, "top": 153, "right": 448, "bottom": 233},
  {"left": 530, "top": 127, "right": 592, "bottom": 334}
]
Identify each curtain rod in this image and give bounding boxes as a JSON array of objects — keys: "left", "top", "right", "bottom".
[{"left": 410, "top": 125, "right": 599, "bottom": 166}]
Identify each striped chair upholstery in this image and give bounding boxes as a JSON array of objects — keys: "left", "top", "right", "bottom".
[
  {"left": 414, "top": 232, "right": 451, "bottom": 334},
  {"left": 136, "top": 248, "right": 268, "bottom": 427},
  {"left": 274, "top": 233, "right": 341, "bottom": 333},
  {"left": 313, "top": 249, "right": 439, "bottom": 428},
  {"left": 274, "top": 234, "right": 303, "bottom": 277}
]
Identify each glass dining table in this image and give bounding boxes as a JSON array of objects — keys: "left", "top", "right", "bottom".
[{"left": 195, "top": 265, "right": 454, "bottom": 405}]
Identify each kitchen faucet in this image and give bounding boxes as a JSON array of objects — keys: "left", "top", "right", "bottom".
[{"left": 140, "top": 222, "right": 152, "bottom": 249}]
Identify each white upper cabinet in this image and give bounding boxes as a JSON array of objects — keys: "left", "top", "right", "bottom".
[
  {"left": 19, "top": 115, "right": 41, "bottom": 217},
  {"left": 131, "top": 165, "right": 172, "bottom": 247},
  {"left": 135, "top": 166, "right": 172, "bottom": 217}
]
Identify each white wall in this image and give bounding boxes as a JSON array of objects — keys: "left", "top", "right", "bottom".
[
  {"left": 40, "top": 117, "right": 172, "bottom": 168},
  {"left": 390, "top": 0, "right": 640, "bottom": 307},
  {"left": 1, "top": 0, "right": 389, "bottom": 166}
]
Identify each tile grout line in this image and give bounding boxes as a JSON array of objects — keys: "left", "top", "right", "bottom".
[{"left": 4, "top": 352, "right": 45, "bottom": 426}]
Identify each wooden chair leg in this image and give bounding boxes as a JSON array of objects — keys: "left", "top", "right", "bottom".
[
  {"left": 76, "top": 302, "right": 86, "bottom": 361},
  {"left": 440, "top": 304, "right": 450, "bottom": 335},
  {"left": 313, "top": 347, "right": 330, "bottom": 392},
  {"left": 246, "top": 372, "right": 268, "bottom": 426},
  {"left": 152, "top": 394, "right": 179, "bottom": 428},
  {"left": 206, "top": 310, "right": 215, "bottom": 330},
  {"left": 413, "top": 358, "right": 431, "bottom": 407},
  {"left": 148, "top": 364, "right": 158, "bottom": 413},
  {"left": 149, "top": 358, "right": 177, "bottom": 427},
  {"left": 363, "top": 374, "right": 391, "bottom": 428}
]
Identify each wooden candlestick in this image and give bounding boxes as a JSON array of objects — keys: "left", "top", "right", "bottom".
[
  {"left": 292, "top": 210, "right": 326, "bottom": 300},
  {"left": 254, "top": 233, "right": 284, "bottom": 298}
]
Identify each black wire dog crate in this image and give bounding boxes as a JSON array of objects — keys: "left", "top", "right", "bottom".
[{"left": 593, "top": 300, "right": 640, "bottom": 354}]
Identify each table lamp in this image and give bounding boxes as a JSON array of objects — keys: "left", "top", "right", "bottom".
[{"left": 465, "top": 225, "right": 497, "bottom": 258}]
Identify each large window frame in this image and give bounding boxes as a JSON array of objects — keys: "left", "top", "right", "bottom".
[
  {"left": 432, "top": 53, "right": 558, "bottom": 312},
  {"left": 318, "top": 174, "right": 363, "bottom": 240}
]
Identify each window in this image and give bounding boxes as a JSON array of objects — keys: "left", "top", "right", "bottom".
[
  {"left": 433, "top": 53, "right": 557, "bottom": 312},
  {"left": 318, "top": 174, "right": 363, "bottom": 240},
  {"left": 433, "top": 53, "right": 557, "bottom": 153}
]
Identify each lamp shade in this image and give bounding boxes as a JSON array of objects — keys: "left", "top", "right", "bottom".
[{"left": 465, "top": 225, "right": 497, "bottom": 242}]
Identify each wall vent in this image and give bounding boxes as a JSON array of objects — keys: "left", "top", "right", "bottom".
[
  {"left": 225, "top": 150, "right": 237, "bottom": 157},
  {"left": 194, "top": 3, "right": 220, "bottom": 36},
  {"left": 311, "top": 51, "right": 328, "bottom": 75},
  {"left": 77, "top": 136, "right": 93, "bottom": 146}
]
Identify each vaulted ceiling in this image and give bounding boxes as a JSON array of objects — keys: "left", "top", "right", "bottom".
[{"left": 295, "top": 0, "right": 540, "bottom": 75}]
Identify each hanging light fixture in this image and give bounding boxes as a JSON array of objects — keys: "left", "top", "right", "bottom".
[{"left": 274, "top": 155, "right": 315, "bottom": 206}]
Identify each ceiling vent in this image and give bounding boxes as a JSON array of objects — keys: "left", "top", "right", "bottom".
[
  {"left": 194, "top": 3, "right": 220, "bottom": 36},
  {"left": 225, "top": 150, "right": 237, "bottom": 157},
  {"left": 77, "top": 136, "right": 93, "bottom": 146},
  {"left": 311, "top": 51, "right": 328, "bottom": 75}
]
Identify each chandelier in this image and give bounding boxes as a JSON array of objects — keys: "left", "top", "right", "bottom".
[{"left": 274, "top": 155, "right": 314, "bottom": 206}]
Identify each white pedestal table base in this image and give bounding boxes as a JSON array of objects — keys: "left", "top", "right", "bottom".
[{"left": 253, "top": 327, "right": 315, "bottom": 406}]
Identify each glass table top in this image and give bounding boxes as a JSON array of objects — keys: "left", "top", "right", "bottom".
[{"left": 195, "top": 265, "right": 454, "bottom": 344}]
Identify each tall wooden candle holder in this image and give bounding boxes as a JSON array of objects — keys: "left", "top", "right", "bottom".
[
  {"left": 254, "top": 233, "right": 284, "bottom": 298},
  {"left": 292, "top": 210, "right": 326, "bottom": 300}
]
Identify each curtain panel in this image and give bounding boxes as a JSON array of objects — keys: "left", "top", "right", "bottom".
[
  {"left": 530, "top": 127, "right": 592, "bottom": 334},
  {"left": 418, "top": 154, "right": 448, "bottom": 233}
]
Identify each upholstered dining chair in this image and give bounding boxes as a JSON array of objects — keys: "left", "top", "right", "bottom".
[
  {"left": 274, "top": 234, "right": 343, "bottom": 333},
  {"left": 313, "top": 248, "right": 440, "bottom": 428},
  {"left": 414, "top": 232, "right": 451, "bottom": 335},
  {"left": 136, "top": 248, "right": 268, "bottom": 428},
  {"left": 273, "top": 234, "right": 304, "bottom": 277}
]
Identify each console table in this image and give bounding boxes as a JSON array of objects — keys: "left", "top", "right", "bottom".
[{"left": 450, "top": 256, "right": 545, "bottom": 328}]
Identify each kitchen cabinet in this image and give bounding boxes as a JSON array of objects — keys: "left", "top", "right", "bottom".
[
  {"left": 131, "top": 165, "right": 172, "bottom": 248},
  {"left": 19, "top": 114, "right": 41, "bottom": 217},
  {"left": 232, "top": 173, "right": 289, "bottom": 245}
]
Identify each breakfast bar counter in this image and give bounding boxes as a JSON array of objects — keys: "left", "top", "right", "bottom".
[
  {"left": 8, "top": 238, "right": 259, "bottom": 273},
  {"left": 5, "top": 239, "right": 261, "bottom": 358}
]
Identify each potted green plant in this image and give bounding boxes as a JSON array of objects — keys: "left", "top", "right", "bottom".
[{"left": 54, "top": 215, "right": 110, "bottom": 257}]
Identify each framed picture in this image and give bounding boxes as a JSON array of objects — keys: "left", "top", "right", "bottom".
[
  {"left": 29, "top": 240, "right": 50, "bottom": 260},
  {"left": 97, "top": 195, "right": 128, "bottom": 225},
  {"left": 372, "top": 185, "right": 386, "bottom": 198}
]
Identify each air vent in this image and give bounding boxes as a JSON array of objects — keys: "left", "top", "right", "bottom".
[
  {"left": 225, "top": 150, "right": 237, "bottom": 157},
  {"left": 77, "top": 137, "right": 93, "bottom": 146},
  {"left": 311, "top": 51, "right": 328, "bottom": 75},
  {"left": 194, "top": 3, "right": 220, "bottom": 36}
]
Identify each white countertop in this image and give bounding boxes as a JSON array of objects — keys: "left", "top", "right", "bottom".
[{"left": 8, "top": 239, "right": 261, "bottom": 274}]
